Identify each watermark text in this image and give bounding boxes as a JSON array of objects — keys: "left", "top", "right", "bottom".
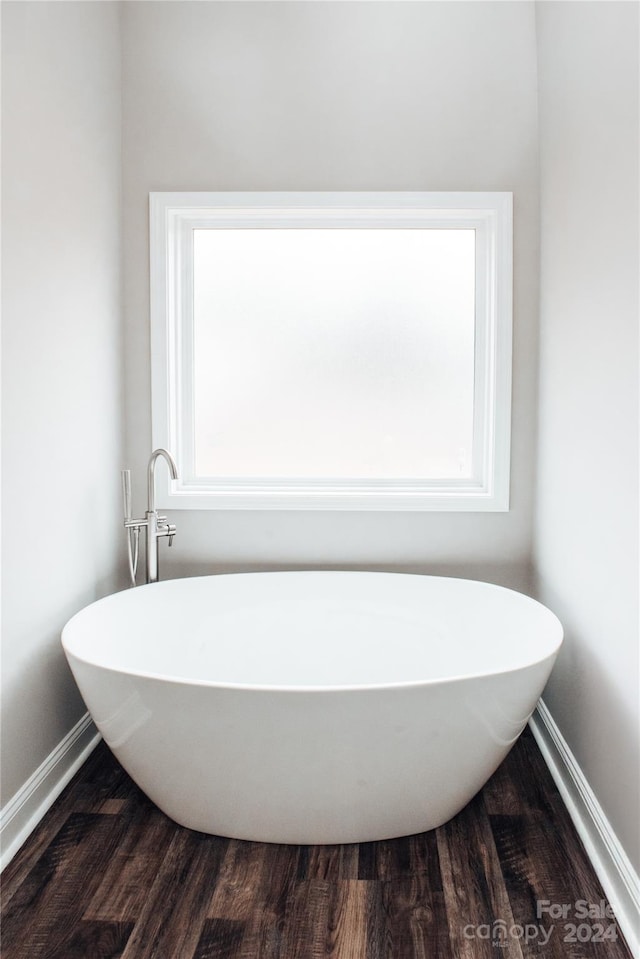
[{"left": 462, "top": 900, "right": 618, "bottom": 948}]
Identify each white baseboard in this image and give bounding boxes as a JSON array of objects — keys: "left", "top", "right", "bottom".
[
  {"left": 0, "top": 712, "right": 101, "bottom": 872},
  {"left": 530, "top": 700, "right": 640, "bottom": 958}
]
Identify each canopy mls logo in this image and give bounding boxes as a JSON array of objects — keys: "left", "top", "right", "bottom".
[
  {"left": 463, "top": 900, "right": 619, "bottom": 948},
  {"left": 463, "top": 921, "right": 553, "bottom": 947}
]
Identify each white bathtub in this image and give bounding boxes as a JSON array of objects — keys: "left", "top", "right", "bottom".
[{"left": 62, "top": 571, "right": 562, "bottom": 844}]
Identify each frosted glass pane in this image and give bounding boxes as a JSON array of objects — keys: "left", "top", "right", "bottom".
[{"left": 193, "top": 229, "right": 475, "bottom": 480}]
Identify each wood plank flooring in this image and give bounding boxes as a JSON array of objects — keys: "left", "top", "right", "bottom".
[{"left": 1, "top": 728, "right": 633, "bottom": 958}]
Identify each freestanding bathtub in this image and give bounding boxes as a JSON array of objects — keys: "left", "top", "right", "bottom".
[{"left": 62, "top": 571, "right": 562, "bottom": 844}]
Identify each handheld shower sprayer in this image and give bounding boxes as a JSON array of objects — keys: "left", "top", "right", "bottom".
[{"left": 121, "top": 469, "right": 140, "bottom": 587}]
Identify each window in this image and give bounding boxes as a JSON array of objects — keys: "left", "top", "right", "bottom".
[{"left": 150, "top": 192, "right": 512, "bottom": 510}]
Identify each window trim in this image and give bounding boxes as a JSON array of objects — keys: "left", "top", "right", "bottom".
[{"left": 150, "top": 191, "right": 512, "bottom": 511}]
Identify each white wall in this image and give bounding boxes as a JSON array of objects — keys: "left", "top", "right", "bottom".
[
  {"left": 122, "top": 0, "right": 540, "bottom": 590},
  {"left": 534, "top": 2, "right": 639, "bottom": 870},
  {"left": 1, "top": 2, "right": 125, "bottom": 806}
]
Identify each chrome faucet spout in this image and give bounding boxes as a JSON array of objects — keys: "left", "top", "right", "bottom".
[
  {"left": 147, "top": 448, "right": 178, "bottom": 513},
  {"left": 145, "top": 448, "right": 179, "bottom": 584}
]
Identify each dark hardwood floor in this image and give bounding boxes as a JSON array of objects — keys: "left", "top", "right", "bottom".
[{"left": 1, "top": 728, "right": 633, "bottom": 958}]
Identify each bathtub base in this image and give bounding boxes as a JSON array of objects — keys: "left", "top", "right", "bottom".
[{"left": 92, "top": 670, "right": 545, "bottom": 845}]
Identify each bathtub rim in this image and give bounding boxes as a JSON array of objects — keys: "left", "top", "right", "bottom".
[{"left": 61, "top": 570, "right": 564, "bottom": 694}]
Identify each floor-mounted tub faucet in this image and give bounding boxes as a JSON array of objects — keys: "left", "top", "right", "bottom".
[{"left": 121, "top": 449, "right": 178, "bottom": 586}]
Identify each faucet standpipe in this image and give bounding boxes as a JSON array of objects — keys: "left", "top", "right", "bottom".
[{"left": 121, "top": 449, "right": 179, "bottom": 586}]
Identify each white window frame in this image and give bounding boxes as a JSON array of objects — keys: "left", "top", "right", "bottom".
[{"left": 150, "top": 191, "right": 512, "bottom": 511}]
